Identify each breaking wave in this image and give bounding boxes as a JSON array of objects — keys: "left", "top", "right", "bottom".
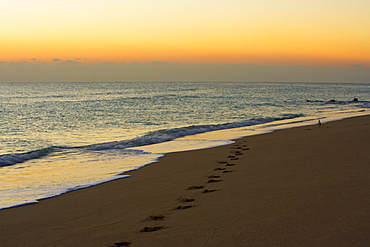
[{"left": 0, "top": 114, "right": 304, "bottom": 167}]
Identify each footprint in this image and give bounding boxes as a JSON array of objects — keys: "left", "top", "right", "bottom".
[
  {"left": 114, "top": 241, "right": 132, "bottom": 247},
  {"left": 242, "top": 148, "right": 249, "bottom": 150},
  {"left": 223, "top": 170, "right": 232, "bottom": 173},
  {"left": 225, "top": 163, "right": 235, "bottom": 166},
  {"left": 175, "top": 205, "right": 194, "bottom": 210},
  {"left": 206, "top": 179, "right": 222, "bottom": 183},
  {"left": 186, "top": 186, "right": 204, "bottom": 190},
  {"left": 218, "top": 161, "right": 228, "bottom": 164},
  {"left": 140, "top": 226, "right": 165, "bottom": 232},
  {"left": 202, "top": 189, "right": 220, "bottom": 193},
  {"left": 230, "top": 157, "right": 239, "bottom": 160},
  {"left": 208, "top": 175, "right": 221, "bottom": 178},
  {"left": 146, "top": 215, "right": 165, "bottom": 221},
  {"left": 178, "top": 197, "right": 196, "bottom": 202},
  {"left": 214, "top": 168, "right": 226, "bottom": 171},
  {"left": 227, "top": 155, "right": 236, "bottom": 158}
]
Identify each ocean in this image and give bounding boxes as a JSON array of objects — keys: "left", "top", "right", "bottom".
[{"left": 1, "top": 81, "right": 369, "bottom": 209}]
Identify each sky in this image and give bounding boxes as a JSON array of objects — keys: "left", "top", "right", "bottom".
[{"left": 1, "top": 0, "right": 370, "bottom": 82}]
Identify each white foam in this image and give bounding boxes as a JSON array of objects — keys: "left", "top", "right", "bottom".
[
  {"left": 1, "top": 108, "right": 369, "bottom": 210},
  {"left": 141, "top": 109, "right": 370, "bottom": 154},
  {"left": 0, "top": 150, "right": 162, "bottom": 210}
]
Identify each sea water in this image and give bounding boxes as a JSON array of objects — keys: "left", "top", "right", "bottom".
[{"left": 1, "top": 81, "right": 369, "bottom": 209}]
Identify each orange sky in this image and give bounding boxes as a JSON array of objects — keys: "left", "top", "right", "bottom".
[{"left": 1, "top": 0, "right": 369, "bottom": 67}]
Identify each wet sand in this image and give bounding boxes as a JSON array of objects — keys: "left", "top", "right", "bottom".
[{"left": 0, "top": 115, "right": 369, "bottom": 247}]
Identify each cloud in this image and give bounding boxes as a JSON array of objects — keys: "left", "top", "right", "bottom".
[
  {"left": 103, "top": 62, "right": 126, "bottom": 66},
  {"left": 0, "top": 61, "right": 369, "bottom": 83},
  {"left": 131, "top": 61, "right": 168, "bottom": 66},
  {"left": 51, "top": 59, "right": 82, "bottom": 64},
  {"left": 62, "top": 60, "right": 80, "bottom": 64},
  {"left": 9, "top": 61, "right": 28, "bottom": 65},
  {"left": 149, "top": 61, "right": 168, "bottom": 65},
  {"left": 31, "top": 58, "right": 37, "bottom": 61}
]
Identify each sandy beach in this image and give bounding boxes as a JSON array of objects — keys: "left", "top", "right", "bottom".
[{"left": 0, "top": 115, "right": 369, "bottom": 247}]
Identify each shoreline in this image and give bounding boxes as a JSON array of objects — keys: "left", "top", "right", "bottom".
[
  {"left": 1, "top": 115, "right": 369, "bottom": 246},
  {"left": 1, "top": 109, "right": 368, "bottom": 210}
]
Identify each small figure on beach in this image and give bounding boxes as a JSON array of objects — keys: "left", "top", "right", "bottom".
[
  {"left": 318, "top": 120, "right": 322, "bottom": 127},
  {"left": 353, "top": 98, "right": 358, "bottom": 102}
]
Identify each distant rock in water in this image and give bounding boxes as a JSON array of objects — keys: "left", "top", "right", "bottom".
[
  {"left": 329, "top": 99, "right": 336, "bottom": 102},
  {"left": 306, "top": 100, "right": 324, "bottom": 103},
  {"left": 353, "top": 98, "right": 359, "bottom": 101}
]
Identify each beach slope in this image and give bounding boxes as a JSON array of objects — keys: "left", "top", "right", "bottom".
[{"left": 0, "top": 116, "right": 369, "bottom": 246}]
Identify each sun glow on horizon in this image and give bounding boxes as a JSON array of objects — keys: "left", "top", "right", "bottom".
[{"left": 1, "top": 0, "right": 370, "bottom": 77}]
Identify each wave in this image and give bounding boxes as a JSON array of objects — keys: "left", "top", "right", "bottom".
[
  {"left": 1, "top": 114, "right": 305, "bottom": 167},
  {"left": 0, "top": 147, "right": 61, "bottom": 168},
  {"left": 306, "top": 100, "right": 370, "bottom": 111},
  {"left": 307, "top": 99, "right": 369, "bottom": 105},
  {"left": 87, "top": 114, "right": 304, "bottom": 151}
]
